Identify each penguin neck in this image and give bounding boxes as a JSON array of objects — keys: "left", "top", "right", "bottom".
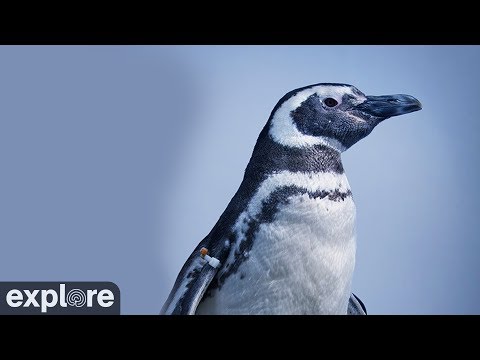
[
  {"left": 244, "top": 125, "right": 345, "bottom": 180},
  {"left": 210, "top": 126, "right": 347, "bottom": 243}
]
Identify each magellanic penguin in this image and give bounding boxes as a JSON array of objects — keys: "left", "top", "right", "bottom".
[{"left": 161, "top": 83, "right": 422, "bottom": 315}]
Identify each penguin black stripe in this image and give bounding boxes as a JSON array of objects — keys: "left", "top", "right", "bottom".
[
  {"left": 161, "top": 83, "right": 421, "bottom": 315},
  {"left": 247, "top": 125, "right": 345, "bottom": 174}
]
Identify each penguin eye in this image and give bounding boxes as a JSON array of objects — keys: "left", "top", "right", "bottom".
[{"left": 324, "top": 98, "right": 338, "bottom": 107}]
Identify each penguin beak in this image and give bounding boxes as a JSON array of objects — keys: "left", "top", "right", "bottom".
[{"left": 354, "top": 94, "right": 422, "bottom": 118}]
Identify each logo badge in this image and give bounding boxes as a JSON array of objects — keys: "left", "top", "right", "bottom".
[{"left": 0, "top": 282, "right": 120, "bottom": 315}]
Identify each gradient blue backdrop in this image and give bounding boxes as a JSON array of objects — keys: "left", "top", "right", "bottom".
[{"left": 1, "top": 46, "right": 478, "bottom": 314}]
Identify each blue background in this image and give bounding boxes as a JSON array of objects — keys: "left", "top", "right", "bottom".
[{"left": 1, "top": 46, "right": 478, "bottom": 314}]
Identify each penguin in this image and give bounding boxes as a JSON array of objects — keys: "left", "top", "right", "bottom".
[{"left": 161, "top": 83, "right": 422, "bottom": 315}]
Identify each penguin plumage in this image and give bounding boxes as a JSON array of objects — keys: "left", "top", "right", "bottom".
[{"left": 161, "top": 83, "right": 421, "bottom": 315}]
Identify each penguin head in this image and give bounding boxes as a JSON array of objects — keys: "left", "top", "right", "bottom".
[{"left": 268, "top": 83, "right": 422, "bottom": 152}]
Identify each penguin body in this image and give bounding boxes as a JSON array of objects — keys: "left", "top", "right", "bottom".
[
  {"left": 161, "top": 83, "right": 421, "bottom": 315},
  {"left": 197, "top": 170, "right": 356, "bottom": 315}
]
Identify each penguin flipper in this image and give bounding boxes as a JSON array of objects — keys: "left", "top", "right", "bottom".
[
  {"left": 347, "top": 293, "right": 367, "bottom": 315},
  {"left": 161, "top": 244, "right": 220, "bottom": 315}
]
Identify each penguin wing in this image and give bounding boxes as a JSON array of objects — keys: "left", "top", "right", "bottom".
[
  {"left": 160, "top": 242, "right": 220, "bottom": 315},
  {"left": 347, "top": 293, "right": 367, "bottom": 315}
]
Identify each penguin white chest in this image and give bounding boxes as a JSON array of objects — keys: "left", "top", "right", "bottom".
[{"left": 197, "top": 173, "right": 356, "bottom": 315}]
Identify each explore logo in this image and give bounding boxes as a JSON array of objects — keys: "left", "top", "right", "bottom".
[{"left": 0, "top": 282, "right": 120, "bottom": 315}]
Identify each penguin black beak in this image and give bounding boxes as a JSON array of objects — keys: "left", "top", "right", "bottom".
[{"left": 354, "top": 94, "right": 422, "bottom": 118}]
